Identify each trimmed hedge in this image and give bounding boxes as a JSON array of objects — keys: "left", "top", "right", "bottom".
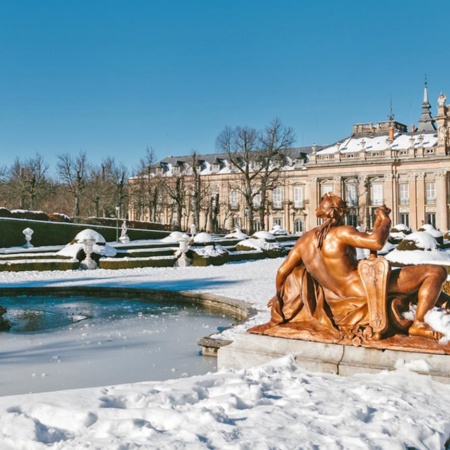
[
  {"left": 0, "top": 218, "right": 170, "bottom": 247},
  {"left": 0, "top": 260, "right": 79, "bottom": 272},
  {"left": 98, "top": 258, "right": 176, "bottom": 269}
]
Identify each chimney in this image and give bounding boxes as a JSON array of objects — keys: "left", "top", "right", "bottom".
[
  {"left": 410, "top": 125, "right": 415, "bottom": 132},
  {"left": 389, "top": 127, "right": 395, "bottom": 141}
]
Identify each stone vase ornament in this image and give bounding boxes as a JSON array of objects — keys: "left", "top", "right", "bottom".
[
  {"left": 23, "top": 227, "right": 34, "bottom": 248},
  {"left": 80, "top": 238, "right": 97, "bottom": 270},
  {"left": 175, "top": 236, "right": 192, "bottom": 267}
]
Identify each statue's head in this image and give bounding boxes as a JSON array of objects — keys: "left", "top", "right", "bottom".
[{"left": 316, "top": 192, "right": 348, "bottom": 226}]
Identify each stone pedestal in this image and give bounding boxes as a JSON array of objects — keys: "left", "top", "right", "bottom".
[{"left": 218, "top": 333, "right": 450, "bottom": 384}]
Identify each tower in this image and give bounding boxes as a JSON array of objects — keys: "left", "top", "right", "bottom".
[{"left": 416, "top": 79, "right": 437, "bottom": 133}]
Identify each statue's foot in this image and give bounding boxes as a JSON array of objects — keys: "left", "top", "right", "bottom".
[{"left": 408, "top": 321, "right": 443, "bottom": 340}]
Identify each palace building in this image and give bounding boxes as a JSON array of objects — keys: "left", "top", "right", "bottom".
[{"left": 129, "top": 83, "right": 450, "bottom": 234}]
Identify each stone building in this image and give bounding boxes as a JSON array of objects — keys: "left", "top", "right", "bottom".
[{"left": 129, "top": 84, "right": 450, "bottom": 233}]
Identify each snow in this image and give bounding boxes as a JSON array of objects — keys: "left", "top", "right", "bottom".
[
  {"left": 269, "top": 224, "right": 288, "bottom": 235},
  {"left": 317, "top": 131, "right": 437, "bottom": 155},
  {"left": 224, "top": 227, "right": 248, "bottom": 240},
  {"left": 191, "top": 244, "right": 228, "bottom": 257},
  {"left": 0, "top": 259, "right": 449, "bottom": 448},
  {"left": 193, "top": 232, "right": 213, "bottom": 243},
  {"left": 252, "top": 230, "right": 276, "bottom": 240},
  {"left": 161, "top": 231, "right": 190, "bottom": 243},
  {"left": 56, "top": 229, "right": 117, "bottom": 259},
  {"left": 419, "top": 224, "right": 444, "bottom": 239}
]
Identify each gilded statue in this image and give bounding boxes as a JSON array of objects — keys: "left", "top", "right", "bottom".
[{"left": 249, "top": 193, "right": 450, "bottom": 349}]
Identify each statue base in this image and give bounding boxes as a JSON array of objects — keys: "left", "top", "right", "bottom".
[{"left": 218, "top": 333, "right": 450, "bottom": 384}]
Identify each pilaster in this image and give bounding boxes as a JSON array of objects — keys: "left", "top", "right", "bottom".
[{"left": 435, "top": 170, "right": 448, "bottom": 230}]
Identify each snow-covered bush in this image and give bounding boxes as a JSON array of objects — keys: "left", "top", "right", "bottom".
[
  {"left": 389, "top": 223, "right": 412, "bottom": 243},
  {"left": 224, "top": 227, "right": 248, "bottom": 240},
  {"left": 236, "top": 237, "right": 287, "bottom": 257},
  {"left": 418, "top": 224, "right": 444, "bottom": 245},
  {"left": 252, "top": 231, "right": 276, "bottom": 241},
  {"left": 269, "top": 225, "right": 288, "bottom": 236},
  {"left": 57, "top": 229, "right": 117, "bottom": 262},
  {"left": 193, "top": 232, "right": 214, "bottom": 243},
  {"left": 161, "top": 232, "right": 190, "bottom": 243},
  {"left": 385, "top": 231, "right": 450, "bottom": 266}
]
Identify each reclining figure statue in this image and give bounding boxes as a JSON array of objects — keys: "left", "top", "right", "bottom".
[{"left": 250, "top": 193, "right": 449, "bottom": 345}]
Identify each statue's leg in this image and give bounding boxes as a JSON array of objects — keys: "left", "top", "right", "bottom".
[{"left": 388, "top": 265, "right": 447, "bottom": 340}]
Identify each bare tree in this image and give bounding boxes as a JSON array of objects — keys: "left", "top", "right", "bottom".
[
  {"left": 131, "top": 147, "right": 164, "bottom": 222},
  {"left": 216, "top": 119, "right": 294, "bottom": 234},
  {"left": 187, "top": 150, "right": 211, "bottom": 230},
  {"left": 7, "top": 154, "right": 51, "bottom": 210},
  {"left": 57, "top": 151, "right": 89, "bottom": 217},
  {"left": 256, "top": 118, "right": 295, "bottom": 229},
  {"left": 88, "top": 162, "right": 109, "bottom": 217},
  {"left": 163, "top": 174, "right": 185, "bottom": 229},
  {"left": 100, "top": 157, "right": 129, "bottom": 218}
]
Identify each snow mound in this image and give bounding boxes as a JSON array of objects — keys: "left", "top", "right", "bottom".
[
  {"left": 270, "top": 225, "right": 288, "bottom": 236},
  {"left": 224, "top": 228, "right": 248, "bottom": 240},
  {"left": 57, "top": 229, "right": 117, "bottom": 258},
  {"left": 236, "top": 238, "right": 283, "bottom": 252},
  {"left": 391, "top": 223, "right": 411, "bottom": 233},
  {"left": 161, "top": 232, "right": 190, "bottom": 243},
  {"left": 193, "top": 232, "right": 213, "bottom": 243},
  {"left": 253, "top": 231, "right": 276, "bottom": 241},
  {"left": 192, "top": 244, "right": 229, "bottom": 257},
  {"left": 419, "top": 224, "right": 443, "bottom": 239},
  {"left": 397, "top": 232, "right": 439, "bottom": 251}
]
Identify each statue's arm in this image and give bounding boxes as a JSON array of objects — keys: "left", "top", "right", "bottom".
[
  {"left": 339, "top": 207, "right": 391, "bottom": 251},
  {"left": 275, "top": 242, "right": 303, "bottom": 298}
]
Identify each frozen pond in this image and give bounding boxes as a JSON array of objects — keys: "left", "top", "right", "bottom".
[{"left": 0, "top": 294, "right": 234, "bottom": 396}]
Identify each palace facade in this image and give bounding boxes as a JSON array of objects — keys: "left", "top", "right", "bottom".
[{"left": 129, "top": 84, "right": 450, "bottom": 234}]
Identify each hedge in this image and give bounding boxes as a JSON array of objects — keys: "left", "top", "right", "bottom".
[{"left": 0, "top": 218, "right": 170, "bottom": 247}]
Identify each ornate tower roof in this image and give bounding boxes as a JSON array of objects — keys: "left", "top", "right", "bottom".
[{"left": 416, "top": 79, "right": 437, "bottom": 132}]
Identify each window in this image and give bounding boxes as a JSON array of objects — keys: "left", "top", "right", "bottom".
[
  {"left": 426, "top": 182, "right": 436, "bottom": 205},
  {"left": 273, "top": 217, "right": 283, "bottom": 226},
  {"left": 346, "top": 213, "right": 358, "bottom": 227},
  {"left": 273, "top": 187, "right": 283, "bottom": 209},
  {"left": 253, "top": 220, "right": 262, "bottom": 232},
  {"left": 253, "top": 192, "right": 261, "bottom": 208},
  {"left": 370, "top": 183, "right": 383, "bottom": 206},
  {"left": 293, "top": 186, "right": 304, "bottom": 208},
  {"left": 400, "top": 213, "right": 409, "bottom": 228},
  {"left": 425, "top": 212, "right": 436, "bottom": 228},
  {"left": 399, "top": 183, "right": 409, "bottom": 205},
  {"left": 345, "top": 183, "right": 358, "bottom": 206},
  {"left": 229, "top": 189, "right": 238, "bottom": 209},
  {"left": 320, "top": 183, "right": 332, "bottom": 198},
  {"left": 294, "top": 219, "right": 303, "bottom": 234}
]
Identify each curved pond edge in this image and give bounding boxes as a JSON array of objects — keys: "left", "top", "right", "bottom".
[{"left": 0, "top": 286, "right": 258, "bottom": 357}]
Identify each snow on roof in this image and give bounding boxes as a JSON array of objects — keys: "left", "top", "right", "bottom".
[{"left": 317, "top": 132, "right": 437, "bottom": 155}]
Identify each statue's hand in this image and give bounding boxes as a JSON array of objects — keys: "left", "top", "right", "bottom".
[{"left": 375, "top": 204, "right": 391, "bottom": 217}]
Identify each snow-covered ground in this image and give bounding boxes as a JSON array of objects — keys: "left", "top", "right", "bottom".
[{"left": 0, "top": 259, "right": 449, "bottom": 449}]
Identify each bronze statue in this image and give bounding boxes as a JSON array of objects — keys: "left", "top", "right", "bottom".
[{"left": 249, "top": 193, "right": 450, "bottom": 349}]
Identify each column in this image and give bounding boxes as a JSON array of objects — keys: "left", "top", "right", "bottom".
[
  {"left": 408, "top": 173, "right": 417, "bottom": 230},
  {"left": 307, "top": 177, "right": 318, "bottom": 229},
  {"left": 333, "top": 176, "right": 342, "bottom": 198},
  {"left": 358, "top": 175, "right": 367, "bottom": 230},
  {"left": 435, "top": 170, "right": 448, "bottom": 230},
  {"left": 416, "top": 172, "right": 426, "bottom": 229},
  {"left": 384, "top": 173, "right": 394, "bottom": 222}
]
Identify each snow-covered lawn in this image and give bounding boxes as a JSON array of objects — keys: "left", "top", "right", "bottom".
[{"left": 0, "top": 259, "right": 449, "bottom": 449}]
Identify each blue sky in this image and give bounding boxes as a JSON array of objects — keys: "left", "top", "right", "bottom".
[{"left": 0, "top": 0, "right": 449, "bottom": 174}]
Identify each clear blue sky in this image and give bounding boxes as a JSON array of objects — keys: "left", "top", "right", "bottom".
[{"left": 1, "top": 0, "right": 449, "bottom": 174}]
